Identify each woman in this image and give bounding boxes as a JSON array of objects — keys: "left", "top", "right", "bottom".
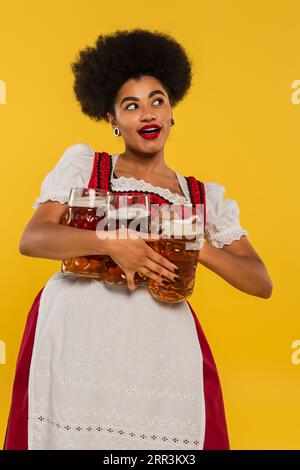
[{"left": 4, "top": 28, "right": 272, "bottom": 450}]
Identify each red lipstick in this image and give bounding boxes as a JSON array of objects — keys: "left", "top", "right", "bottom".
[{"left": 137, "top": 124, "right": 161, "bottom": 140}]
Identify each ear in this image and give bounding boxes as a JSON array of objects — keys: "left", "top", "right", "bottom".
[{"left": 106, "top": 112, "right": 117, "bottom": 126}]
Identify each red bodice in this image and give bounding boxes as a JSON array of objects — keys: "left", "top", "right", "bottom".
[{"left": 87, "top": 151, "right": 206, "bottom": 228}]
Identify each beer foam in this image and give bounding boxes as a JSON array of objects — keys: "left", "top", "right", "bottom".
[
  {"left": 70, "top": 197, "right": 107, "bottom": 208},
  {"left": 161, "top": 215, "right": 203, "bottom": 237},
  {"left": 108, "top": 206, "right": 149, "bottom": 219},
  {"left": 171, "top": 215, "right": 200, "bottom": 224}
]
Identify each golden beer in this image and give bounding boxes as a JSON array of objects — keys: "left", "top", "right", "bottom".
[
  {"left": 147, "top": 204, "right": 204, "bottom": 303},
  {"left": 104, "top": 194, "right": 150, "bottom": 287},
  {"left": 60, "top": 188, "right": 109, "bottom": 279}
]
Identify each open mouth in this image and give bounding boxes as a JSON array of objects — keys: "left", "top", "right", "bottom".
[{"left": 138, "top": 127, "right": 162, "bottom": 139}]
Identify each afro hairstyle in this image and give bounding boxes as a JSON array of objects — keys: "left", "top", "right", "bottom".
[{"left": 71, "top": 28, "right": 193, "bottom": 122}]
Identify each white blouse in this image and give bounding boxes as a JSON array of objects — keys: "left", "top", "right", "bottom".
[{"left": 32, "top": 143, "right": 249, "bottom": 248}]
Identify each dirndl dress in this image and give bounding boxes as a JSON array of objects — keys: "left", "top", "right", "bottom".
[{"left": 3, "top": 143, "right": 249, "bottom": 450}]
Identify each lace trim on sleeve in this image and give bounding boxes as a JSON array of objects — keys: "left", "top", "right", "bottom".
[
  {"left": 206, "top": 228, "right": 249, "bottom": 248},
  {"left": 32, "top": 191, "right": 70, "bottom": 209}
]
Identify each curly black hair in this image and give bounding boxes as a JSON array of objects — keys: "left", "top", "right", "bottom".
[{"left": 71, "top": 28, "right": 193, "bottom": 122}]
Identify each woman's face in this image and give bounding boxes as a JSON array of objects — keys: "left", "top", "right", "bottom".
[{"left": 107, "top": 75, "right": 173, "bottom": 154}]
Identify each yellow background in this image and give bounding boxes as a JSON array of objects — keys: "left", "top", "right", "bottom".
[{"left": 0, "top": 0, "right": 299, "bottom": 450}]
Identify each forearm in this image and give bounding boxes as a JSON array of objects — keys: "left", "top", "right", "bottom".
[
  {"left": 19, "top": 221, "right": 110, "bottom": 261},
  {"left": 198, "top": 241, "right": 273, "bottom": 298}
]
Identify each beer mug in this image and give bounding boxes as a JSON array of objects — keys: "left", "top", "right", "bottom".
[
  {"left": 104, "top": 193, "right": 151, "bottom": 287},
  {"left": 60, "top": 187, "right": 109, "bottom": 279},
  {"left": 147, "top": 203, "right": 205, "bottom": 303}
]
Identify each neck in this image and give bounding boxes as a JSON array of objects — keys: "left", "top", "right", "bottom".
[{"left": 119, "top": 145, "right": 169, "bottom": 175}]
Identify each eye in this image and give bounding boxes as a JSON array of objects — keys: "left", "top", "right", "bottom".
[
  {"left": 153, "top": 98, "right": 164, "bottom": 105},
  {"left": 126, "top": 103, "right": 137, "bottom": 110},
  {"left": 125, "top": 98, "right": 164, "bottom": 110}
]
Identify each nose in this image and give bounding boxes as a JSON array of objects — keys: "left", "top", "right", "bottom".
[{"left": 139, "top": 107, "right": 158, "bottom": 122}]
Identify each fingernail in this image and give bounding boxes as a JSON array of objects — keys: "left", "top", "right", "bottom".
[
  {"left": 161, "top": 280, "right": 170, "bottom": 285},
  {"left": 174, "top": 276, "right": 182, "bottom": 282},
  {"left": 173, "top": 268, "right": 180, "bottom": 274}
]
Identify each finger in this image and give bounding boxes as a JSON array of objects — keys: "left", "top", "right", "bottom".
[
  {"left": 138, "top": 266, "right": 175, "bottom": 285},
  {"left": 137, "top": 267, "right": 164, "bottom": 284},
  {"left": 142, "top": 232, "right": 161, "bottom": 241},
  {"left": 138, "top": 268, "right": 161, "bottom": 284},
  {"left": 125, "top": 272, "right": 137, "bottom": 291},
  {"left": 145, "top": 246, "right": 179, "bottom": 275},
  {"left": 127, "top": 229, "right": 161, "bottom": 242},
  {"left": 143, "top": 258, "right": 179, "bottom": 282}
]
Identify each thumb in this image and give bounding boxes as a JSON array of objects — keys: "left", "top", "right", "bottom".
[
  {"left": 126, "top": 272, "right": 137, "bottom": 291},
  {"left": 138, "top": 231, "right": 161, "bottom": 242},
  {"left": 127, "top": 228, "right": 161, "bottom": 242}
]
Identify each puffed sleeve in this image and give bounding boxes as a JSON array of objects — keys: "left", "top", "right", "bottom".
[
  {"left": 32, "top": 143, "right": 94, "bottom": 209},
  {"left": 204, "top": 182, "right": 249, "bottom": 248}
]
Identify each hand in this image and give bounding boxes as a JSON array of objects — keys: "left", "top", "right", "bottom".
[{"left": 102, "top": 228, "right": 180, "bottom": 291}]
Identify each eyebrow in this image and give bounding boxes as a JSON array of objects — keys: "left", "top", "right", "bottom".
[{"left": 120, "top": 89, "right": 166, "bottom": 106}]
